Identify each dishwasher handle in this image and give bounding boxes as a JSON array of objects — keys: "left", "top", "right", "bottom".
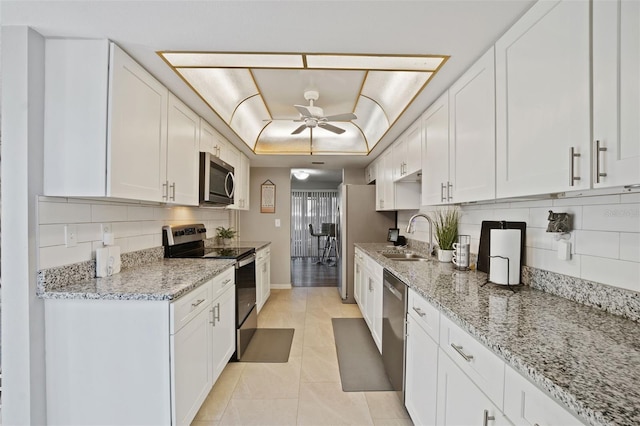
[{"left": 383, "top": 280, "right": 403, "bottom": 300}]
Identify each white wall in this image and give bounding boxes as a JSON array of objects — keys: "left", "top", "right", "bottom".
[
  {"left": 1, "top": 26, "right": 48, "bottom": 425},
  {"left": 399, "top": 192, "right": 640, "bottom": 293},
  {"left": 37, "top": 197, "right": 231, "bottom": 269}
]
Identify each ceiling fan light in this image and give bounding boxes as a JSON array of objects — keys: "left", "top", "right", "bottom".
[{"left": 294, "top": 171, "right": 310, "bottom": 180}]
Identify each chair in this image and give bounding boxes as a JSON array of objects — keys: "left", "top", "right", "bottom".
[
  {"left": 308, "top": 224, "right": 328, "bottom": 264},
  {"left": 321, "top": 223, "right": 338, "bottom": 265}
]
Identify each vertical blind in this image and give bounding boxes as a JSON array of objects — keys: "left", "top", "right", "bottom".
[{"left": 291, "top": 190, "right": 338, "bottom": 258}]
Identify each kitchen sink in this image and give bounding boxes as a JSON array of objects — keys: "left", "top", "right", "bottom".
[{"left": 380, "top": 252, "right": 429, "bottom": 261}]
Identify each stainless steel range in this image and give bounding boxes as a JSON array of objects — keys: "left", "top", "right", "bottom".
[{"left": 163, "top": 224, "right": 257, "bottom": 360}]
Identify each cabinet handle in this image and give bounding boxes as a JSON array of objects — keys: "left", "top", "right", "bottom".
[
  {"left": 447, "top": 181, "right": 453, "bottom": 201},
  {"left": 451, "top": 343, "right": 474, "bottom": 362},
  {"left": 570, "top": 147, "right": 581, "bottom": 186},
  {"left": 162, "top": 181, "right": 169, "bottom": 200},
  {"left": 214, "top": 302, "right": 221, "bottom": 323},
  {"left": 369, "top": 281, "right": 373, "bottom": 291},
  {"left": 483, "top": 409, "right": 495, "bottom": 426},
  {"left": 412, "top": 306, "right": 426, "bottom": 317},
  {"left": 595, "top": 140, "right": 607, "bottom": 183},
  {"left": 191, "top": 299, "right": 205, "bottom": 308},
  {"left": 170, "top": 182, "right": 176, "bottom": 201},
  {"left": 222, "top": 278, "right": 232, "bottom": 287},
  {"left": 441, "top": 183, "right": 446, "bottom": 202}
]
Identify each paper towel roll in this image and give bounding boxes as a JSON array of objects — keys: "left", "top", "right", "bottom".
[{"left": 489, "top": 229, "right": 521, "bottom": 285}]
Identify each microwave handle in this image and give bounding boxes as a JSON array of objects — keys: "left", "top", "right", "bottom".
[{"left": 225, "top": 172, "right": 235, "bottom": 198}]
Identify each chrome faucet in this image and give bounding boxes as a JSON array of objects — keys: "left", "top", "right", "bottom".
[{"left": 406, "top": 213, "right": 435, "bottom": 255}]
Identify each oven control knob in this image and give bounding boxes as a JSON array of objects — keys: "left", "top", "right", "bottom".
[{"left": 198, "top": 228, "right": 206, "bottom": 233}]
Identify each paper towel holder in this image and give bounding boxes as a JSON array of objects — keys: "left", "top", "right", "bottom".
[{"left": 487, "top": 255, "right": 519, "bottom": 292}]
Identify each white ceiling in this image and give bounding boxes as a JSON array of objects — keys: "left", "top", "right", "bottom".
[{"left": 2, "top": 0, "right": 536, "bottom": 170}]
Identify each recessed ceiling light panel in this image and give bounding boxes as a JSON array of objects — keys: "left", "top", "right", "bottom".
[
  {"left": 306, "top": 54, "right": 445, "bottom": 71},
  {"left": 161, "top": 52, "right": 303, "bottom": 68}
]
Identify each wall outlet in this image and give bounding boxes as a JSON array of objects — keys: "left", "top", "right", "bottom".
[
  {"left": 275, "top": 219, "right": 281, "bottom": 228},
  {"left": 65, "top": 224, "right": 78, "bottom": 247}
]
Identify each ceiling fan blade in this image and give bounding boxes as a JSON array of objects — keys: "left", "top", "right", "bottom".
[
  {"left": 318, "top": 122, "right": 345, "bottom": 134},
  {"left": 323, "top": 112, "right": 357, "bottom": 122},
  {"left": 291, "top": 124, "right": 308, "bottom": 135},
  {"left": 294, "top": 105, "right": 312, "bottom": 117}
]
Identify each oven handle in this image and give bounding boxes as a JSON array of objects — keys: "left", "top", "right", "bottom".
[{"left": 236, "top": 253, "right": 256, "bottom": 269}]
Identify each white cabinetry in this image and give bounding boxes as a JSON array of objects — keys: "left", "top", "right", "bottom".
[
  {"left": 44, "top": 39, "right": 199, "bottom": 205},
  {"left": 167, "top": 93, "right": 200, "bottom": 206},
  {"left": 376, "top": 149, "right": 395, "bottom": 211},
  {"left": 256, "top": 245, "right": 271, "bottom": 312},
  {"left": 357, "top": 252, "right": 383, "bottom": 353},
  {"left": 365, "top": 161, "right": 377, "bottom": 184},
  {"left": 448, "top": 47, "right": 496, "bottom": 203},
  {"left": 44, "top": 267, "right": 236, "bottom": 426},
  {"left": 236, "top": 153, "right": 251, "bottom": 210},
  {"left": 354, "top": 247, "right": 365, "bottom": 306},
  {"left": 199, "top": 118, "right": 234, "bottom": 165},
  {"left": 495, "top": 0, "right": 590, "bottom": 198},
  {"left": 405, "top": 289, "right": 440, "bottom": 425},
  {"left": 437, "top": 348, "right": 512, "bottom": 426},
  {"left": 210, "top": 269, "right": 236, "bottom": 384},
  {"left": 422, "top": 92, "right": 450, "bottom": 205},
  {"left": 393, "top": 121, "right": 422, "bottom": 181},
  {"left": 45, "top": 39, "right": 169, "bottom": 202},
  {"left": 504, "top": 365, "right": 583, "bottom": 426},
  {"left": 593, "top": 0, "right": 640, "bottom": 188}
]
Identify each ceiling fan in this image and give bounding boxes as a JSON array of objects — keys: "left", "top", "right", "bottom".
[{"left": 291, "top": 90, "right": 357, "bottom": 135}]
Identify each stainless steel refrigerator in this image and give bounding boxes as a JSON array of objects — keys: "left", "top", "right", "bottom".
[{"left": 337, "top": 184, "right": 395, "bottom": 303}]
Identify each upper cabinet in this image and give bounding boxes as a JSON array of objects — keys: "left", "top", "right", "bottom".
[
  {"left": 422, "top": 92, "right": 450, "bottom": 206},
  {"left": 167, "top": 94, "right": 200, "bottom": 205},
  {"left": 393, "top": 121, "right": 422, "bottom": 182},
  {"left": 448, "top": 47, "right": 496, "bottom": 203},
  {"left": 593, "top": 0, "right": 640, "bottom": 188},
  {"left": 365, "top": 161, "right": 377, "bottom": 184},
  {"left": 44, "top": 40, "right": 198, "bottom": 205},
  {"left": 495, "top": 0, "right": 590, "bottom": 198},
  {"left": 232, "top": 153, "right": 251, "bottom": 211}
]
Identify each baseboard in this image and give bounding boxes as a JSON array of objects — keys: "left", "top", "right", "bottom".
[{"left": 270, "top": 283, "right": 292, "bottom": 290}]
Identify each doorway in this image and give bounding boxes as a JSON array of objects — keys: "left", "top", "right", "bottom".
[{"left": 290, "top": 169, "right": 342, "bottom": 287}]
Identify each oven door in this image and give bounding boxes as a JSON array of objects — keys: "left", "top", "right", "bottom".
[
  {"left": 200, "top": 152, "right": 235, "bottom": 205},
  {"left": 235, "top": 252, "right": 256, "bottom": 325}
]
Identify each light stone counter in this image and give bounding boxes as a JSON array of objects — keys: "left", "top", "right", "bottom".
[
  {"left": 356, "top": 242, "right": 640, "bottom": 426},
  {"left": 37, "top": 258, "right": 235, "bottom": 301}
]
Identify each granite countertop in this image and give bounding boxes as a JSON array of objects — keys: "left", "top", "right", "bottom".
[
  {"left": 38, "top": 258, "right": 235, "bottom": 302},
  {"left": 204, "top": 240, "right": 271, "bottom": 251},
  {"left": 356, "top": 242, "right": 640, "bottom": 426}
]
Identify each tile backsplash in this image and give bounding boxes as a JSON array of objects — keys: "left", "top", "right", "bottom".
[
  {"left": 399, "top": 192, "right": 640, "bottom": 294},
  {"left": 37, "top": 196, "right": 231, "bottom": 269}
]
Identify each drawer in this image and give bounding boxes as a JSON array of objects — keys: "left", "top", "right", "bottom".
[
  {"left": 256, "top": 246, "right": 270, "bottom": 261},
  {"left": 211, "top": 266, "right": 235, "bottom": 299},
  {"left": 407, "top": 288, "right": 440, "bottom": 343},
  {"left": 170, "top": 281, "right": 211, "bottom": 335},
  {"left": 504, "top": 365, "right": 584, "bottom": 426},
  {"left": 439, "top": 314, "right": 505, "bottom": 409}
]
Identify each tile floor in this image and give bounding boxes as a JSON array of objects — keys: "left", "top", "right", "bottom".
[{"left": 191, "top": 287, "right": 413, "bottom": 426}]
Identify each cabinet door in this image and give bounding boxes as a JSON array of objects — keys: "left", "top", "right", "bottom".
[
  {"left": 593, "top": 0, "right": 640, "bottom": 188},
  {"left": 211, "top": 284, "right": 236, "bottom": 384},
  {"left": 405, "top": 315, "right": 438, "bottom": 426},
  {"left": 405, "top": 122, "right": 422, "bottom": 177},
  {"left": 375, "top": 157, "right": 385, "bottom": 210},
  {"left": 354, "top": 252, "right": 364, "bottom": 306},
  {"left": 167, "top": 93, "right": 199, "bottom": 206},
  {"left": 365, "top": 162, "right": 377, "bottom": 184},
  {"left": 199, "top": 118, "right": 223, "bottom": 157},
  {"left": 171, "top": 306, "right": 213, "bottom": 426},
  {"left": 371, "top": 274, "right": 383, "bottom": 353},
  {"left": 450, "top": 47, "right": 496, "bottom": 203},
  {"left": 381, "top": 150, "right": 395, "bottom": 210},
  {"left": 422, "top": 92, "right": 450, "bottom": 205},
  {"left": 496, "top": 0, "right": 590, "bottom": 198},
  {"left": 437, "top": 349, "right": 512, "bottom": 426},
  {"left": 233, "top": 153, "right": 251, "bottom": 210},
  {"left": 108, "top": 43, "right": 168, "bottom": 202},
  {"left": 392, "top": 138, "right": 407, "bottom": 181}
]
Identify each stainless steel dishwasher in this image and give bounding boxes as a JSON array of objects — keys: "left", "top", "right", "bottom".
[{"left": 382, "top": 269, "right": 408, "bottom": 402}]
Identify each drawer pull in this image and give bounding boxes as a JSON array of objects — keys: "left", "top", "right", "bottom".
[
  {"left": 222, "top": 278, "right": 232, "bottom": 287},
  {"left": 451, "top": 343, "right": 474, "bottom": 362},
  {"left": 412, "top": 306, "right": 426, "bottom": 317},
  {"left": 483, "top": 409, "right": 495, "bottom": 426},
  {"left": 191, "top": 299, "right": 205, "bottom": 308}
]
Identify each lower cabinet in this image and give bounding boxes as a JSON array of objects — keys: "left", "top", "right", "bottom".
[
  {"left": 44, "top": 266, "right": 236, "bottom": 426},
  {"left": 256, "top": 245, "right": 271, "bottom": 312},
  {"left": 436, "top": 348, "right": 512, "bottom": 426},
  {"left": 354, "top": 248, "right": 365, "bottom": 306},
  {"left": 405, "top": 313, "right": 439, "bottom": 425},
  {"left": 354, "top": 249, "right": 383, "bottom": 353}
]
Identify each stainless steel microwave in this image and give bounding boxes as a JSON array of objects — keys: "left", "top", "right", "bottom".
[{"left": 199, "top": 152, "right": 234, "bottom": 205}]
